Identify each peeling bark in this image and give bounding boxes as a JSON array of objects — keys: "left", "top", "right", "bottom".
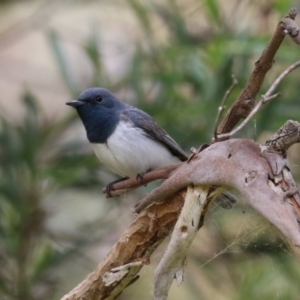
[
  {"left": 62, "top": 124, "right": 300, "bottom": 299},
  {"left": 61, "top": 190, "right": 186, "bottom": 300}
]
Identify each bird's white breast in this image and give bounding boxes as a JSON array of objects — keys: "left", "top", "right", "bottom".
[{"left": 92, "top": 120, "right": 180, "bottom": 178}]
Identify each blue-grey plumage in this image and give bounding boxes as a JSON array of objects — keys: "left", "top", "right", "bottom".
[
  {"left": 66, "top": 87, "right": 238, "bottom": 208},
  {"left": 66, "top": 88, "right": 187, "bottom": 181}
]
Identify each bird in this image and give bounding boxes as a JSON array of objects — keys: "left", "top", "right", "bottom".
[
  {"left": 66, "top": 87, "right": 237, "bottom": 208},
  {"left": 66, "top": 87, "right": 188, "bottom": 194}
]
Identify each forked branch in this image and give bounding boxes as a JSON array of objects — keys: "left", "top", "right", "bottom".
[
  {"left": 62, "top": 121, "right": 300, "bottom": 300},
  {"left": 216, "top": 8, "right": 299, "bottom": 137},
  {"left": 216, "top": 60, "right": 300, "bottom": 140}
]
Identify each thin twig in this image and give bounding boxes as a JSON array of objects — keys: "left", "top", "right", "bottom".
[
  {"left": 102, "top": 163, "right": 182, "bottom": 197},
  {"left": 213, "top": 74, "right": 238, "bottom": 142},
  {"left": 62, "top": 131, "right": 300, "bottom": 299},
  {"left": 217, "top": 60, "right": 300, "bottom": 140},
  {"left": 265, "top": 60, "right": 300, "bottom": 96},
  {"left": 216, "top": 93, "right": 280, "bottom": 140}
]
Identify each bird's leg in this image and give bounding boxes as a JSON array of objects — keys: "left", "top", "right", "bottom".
[
  {"left": 106, "top": 177, "right": 129, "bottom": 197},
  {"left": 136, "top": 169, "right": 152, "bottom": 187}
]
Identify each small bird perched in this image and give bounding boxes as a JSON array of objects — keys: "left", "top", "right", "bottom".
[
  {"left": 66, "top": 87, "right": 237, "bottom": 208},
  {"left": 66, "top": 87, "right": 187, "bottom": 194}
]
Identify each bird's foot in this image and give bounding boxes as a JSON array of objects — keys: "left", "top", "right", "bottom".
[
  {"left": 136, "top": 169, "right": 151, "bottom": 187},
  {"left": 105, "top": 177, "right": 129, "bottom": 197}
]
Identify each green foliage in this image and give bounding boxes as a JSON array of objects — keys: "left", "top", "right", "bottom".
[
  {"left": 0, "top": 92, "right": 56, "bottom": 299},
  {"left": 1, "top": 0, "right": 300, "bottom": 299},
  {"left": 0, "top": 91, "right": 112, "bottom": 300}
]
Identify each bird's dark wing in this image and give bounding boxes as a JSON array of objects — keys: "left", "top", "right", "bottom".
[{"left": 121, "top": 106, "right": 188, "bottom": 161}]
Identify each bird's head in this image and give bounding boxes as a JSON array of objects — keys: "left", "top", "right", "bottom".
[
  {"left": 67, "top": 87, "right": 125, "bottom": 111},
  {"left": 66, "top": 88, "right": 125, "bottom": 143}
]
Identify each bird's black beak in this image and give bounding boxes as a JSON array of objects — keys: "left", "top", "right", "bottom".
[{"left": 66, "top": 100, "right": 84, "bottom": 108}]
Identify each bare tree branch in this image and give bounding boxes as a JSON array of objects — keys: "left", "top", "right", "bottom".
[
  {"left": 153, "top": 121, "right": 300, "bottom": 299},
  {"left": 213, "top": 74, "right": 238, "bottom": 141},
  {"left": 216, "top": 8, "right": 297, "bottom": 137},
  {"left": 216, "top": 93, "right": 280, "bottom": 140},
  {"left": 267, "top": 60, "right": 300, "bottom": 96},
  {"left": 62, "top": 120, "right": 300, "bottom": 299},
  {"left": 154, "top": 186, "right": 210, "bottom": 300},
  {"left": 137, "top": 130, "right": 300, "bottom": 247},
  {"left": 102, "top": 163, "right": 182, "bottom": 197},
  {"left": 217, "top": 60, "right": 300, "bottom": 140}
]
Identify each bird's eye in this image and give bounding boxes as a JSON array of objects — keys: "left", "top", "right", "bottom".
[{"left": 95, "top": 95, "right": 103, "bottom": 103}]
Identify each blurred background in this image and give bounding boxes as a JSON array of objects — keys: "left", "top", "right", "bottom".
[{"left": 0, "top": 0, "right": 300, "bottom": 299}]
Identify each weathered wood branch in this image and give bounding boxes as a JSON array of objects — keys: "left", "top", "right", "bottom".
[
  {"left": 217, "top": 60, "right": 300, "bottom": 140},
  {"left": 216, "top": 8, "right": 297, "bottom": 136},
  {"left": 134, "top": 136, "right": 300, "bottom": 246},
  {"left": 62, "top": 120, "right": 300, "bottom": 300},
  {"left": 61, "top": 189, "right": 186, "bottom": 300},
  {"left": 151, "top": 120, "right": 300, "bottom": 299},
  {"left": 154, "top": 185, "right": 210, "bottom": 300}
]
